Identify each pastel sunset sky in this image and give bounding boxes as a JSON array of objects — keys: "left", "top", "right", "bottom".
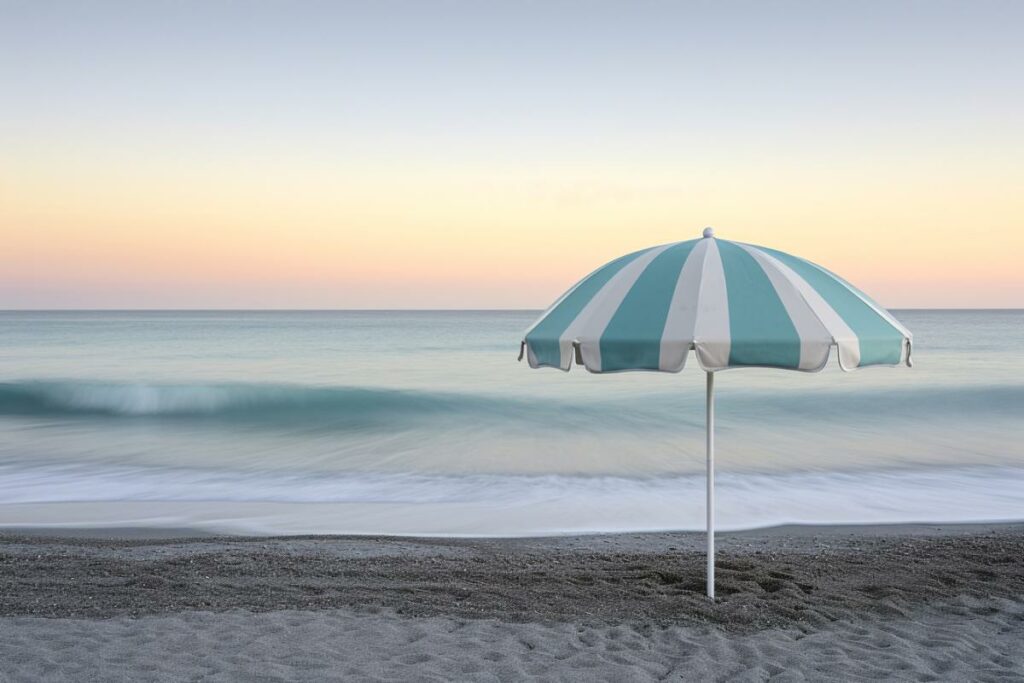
[{"left": 2, "top": 1, "right": 1021, "bottom": 309}]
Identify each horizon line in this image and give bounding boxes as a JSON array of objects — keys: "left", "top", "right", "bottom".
[{"left": 2, "top": 307, "right": 1022, "bottom": 313}]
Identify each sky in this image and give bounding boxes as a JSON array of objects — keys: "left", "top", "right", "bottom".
[{"left": 2, "top": 1, "right": 1022, "bottom": 309}]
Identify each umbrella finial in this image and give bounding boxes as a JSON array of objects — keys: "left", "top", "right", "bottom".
[{"left": 703, "top": 226, "right": 715, "bottom": 238}]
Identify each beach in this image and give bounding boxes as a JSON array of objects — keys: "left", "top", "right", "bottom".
[{"left": 2, "top": 523, "right": 1022, "bottom": 681}]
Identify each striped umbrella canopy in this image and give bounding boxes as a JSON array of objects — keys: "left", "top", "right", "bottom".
[{"left": 519, "top": 227, "right": 912, "bottom": 598}]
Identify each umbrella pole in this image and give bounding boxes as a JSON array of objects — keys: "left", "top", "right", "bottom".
[{"left": 706, "top": 370, "right": 715, "bottom": 600}]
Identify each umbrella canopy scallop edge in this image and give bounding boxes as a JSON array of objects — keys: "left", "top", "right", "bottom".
[{"left": 519, "top": 228, "right": 912, "bottom": 376}]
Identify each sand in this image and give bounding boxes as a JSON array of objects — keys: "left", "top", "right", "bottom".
[{"left": 1, "top": 523, "right": 1023, "bottom": 681}]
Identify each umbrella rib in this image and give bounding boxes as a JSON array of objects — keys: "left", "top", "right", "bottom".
[{"left": 687, "top": 237, "right": 716, "bottom": 371}]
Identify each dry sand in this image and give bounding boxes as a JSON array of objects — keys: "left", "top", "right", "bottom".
[{"left": 1, "top": 523, "right": 1023, "bottom": 681}]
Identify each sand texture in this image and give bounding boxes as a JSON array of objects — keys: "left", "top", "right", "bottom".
[{"left": 1, "top": 524, "right": 1023, "bottom": 681}]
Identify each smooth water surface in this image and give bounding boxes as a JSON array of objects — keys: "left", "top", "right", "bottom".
[{"left": 0, "top": 310, "right": 1021, "bottom": 534}]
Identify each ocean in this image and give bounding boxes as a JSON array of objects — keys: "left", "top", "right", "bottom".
[{"left": 0, "top": 310, "right": 1021, "bottom": 535}]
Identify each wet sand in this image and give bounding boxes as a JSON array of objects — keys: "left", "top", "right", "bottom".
[{"left": 2, "top": 523, "right": 1023, "bottom": 680}]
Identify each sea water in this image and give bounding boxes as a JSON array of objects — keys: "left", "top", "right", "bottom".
[{"left": 0, "top": 310, "right": 1021, "bottom": 535}]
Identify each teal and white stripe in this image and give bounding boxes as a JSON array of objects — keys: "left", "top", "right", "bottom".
[{"left": 521, "top": 232, "right": 912, "bottom": 373}]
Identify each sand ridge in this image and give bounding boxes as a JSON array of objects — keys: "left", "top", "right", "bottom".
[{"left": 2, "top": 599, "right": 1022, "bottom": 682}]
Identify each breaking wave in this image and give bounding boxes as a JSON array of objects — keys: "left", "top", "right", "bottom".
[
  {"left": 0, "top": 381, "right": 529, "bottom": 427},
  {"left": 0, "top": 379, "right": 1018, "bottom": 427}
]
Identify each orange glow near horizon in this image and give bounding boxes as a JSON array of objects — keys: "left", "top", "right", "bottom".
[{"left": 3, "top": 147, "right": 1022, "bottom": 309}]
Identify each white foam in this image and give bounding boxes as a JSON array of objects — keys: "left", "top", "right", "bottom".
[{"left": 1, "top": 463, "right": 1023, "bottom": 535}]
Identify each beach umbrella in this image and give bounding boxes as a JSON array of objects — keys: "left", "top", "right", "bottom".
[{"left": 518, "top": 227, "right": 912, "bottom": 599}]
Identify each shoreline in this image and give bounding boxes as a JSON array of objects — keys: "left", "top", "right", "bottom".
[
  {"left": 3, "top": 492, "right": 1024, "bottom": 539},
  {"left": 3, "top": 518, "right": 1023, "bottom": 541}
]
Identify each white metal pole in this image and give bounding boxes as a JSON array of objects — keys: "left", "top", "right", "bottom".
[{"left": 706, "top": 370, "right": 715, "bottom": 600}]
